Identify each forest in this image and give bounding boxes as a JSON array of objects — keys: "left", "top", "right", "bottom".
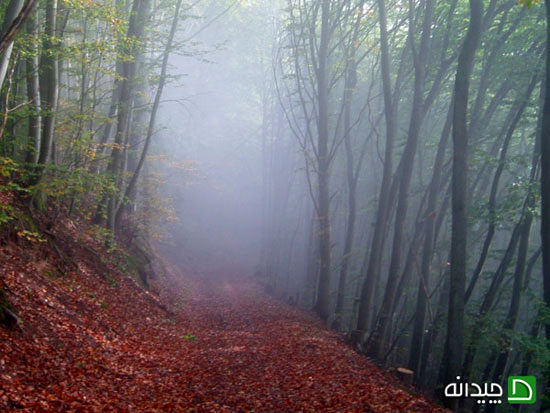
[{"left": 0, "top": 0, "right": 549, "bottom": 411}]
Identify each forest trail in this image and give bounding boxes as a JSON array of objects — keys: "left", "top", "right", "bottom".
[
  {"left": 0, "top": 229, "right": 445, "bottom": 412},
  {"left": 175, "top": 273, "right": 447, "bottom": 412}
]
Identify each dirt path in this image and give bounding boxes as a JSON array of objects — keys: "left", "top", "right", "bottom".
[{"left": 161, "top": 272, "right": 445, "bottom": 412}]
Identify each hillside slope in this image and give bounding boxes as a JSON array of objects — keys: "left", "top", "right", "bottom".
[{"left": 0, "top": 201, "right": 446, "bottom": 412}]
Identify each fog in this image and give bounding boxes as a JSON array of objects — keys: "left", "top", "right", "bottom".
[
  {"left": 156, "top": 2, "right": 278, "bottom": 276},
  {"left": 136, "top": 1, "right": 547, "bottom": 406}
]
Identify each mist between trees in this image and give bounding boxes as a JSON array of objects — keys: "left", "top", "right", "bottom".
[{"left": 0, "top": 0, "right": 550, "bottom": 410}]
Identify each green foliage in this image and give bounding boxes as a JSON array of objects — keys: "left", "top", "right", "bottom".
[
  {"left": 0, "top": 204, "right": 16, "bottom": 226},
  {"left": 88, "top": 225, "right": 115, "bottom": 246},
  {"left": 0, "top": 157, "right": 18, "bottom": 177},
  {"left": 17, "top": 229, "right": 45, "bottom": 243},
  {"left": 32, "top": 165, "right": 115, "bottom": 204},
  {"left": 0, "top": 158, "right": 30, "bottom": 195},
  {"left": 129, "top": 168, "right": 180, "bottom": 241},
  {"left": 181, "top": 333, "right": 196, "bottom": 341},
  {"left": 44, "top": 269, "right": 62, "bottom": 280},
  {"left": 514, "top": 329, "right": 550, "bottom": 371},
  {"left": 0, "top": 160, "right": 39, "bottom": 238},
  {"left": 537, "top": 299, "right": 550, "bottom": 332},
  {"left": 519, "top": 0, "right": 540, "bottom": 8},
  {"left": 0, "top": 158, "right": 113, "bottom": 223},
  {"left": 103, "top": 273, "right": 119, "bottom": 289}
]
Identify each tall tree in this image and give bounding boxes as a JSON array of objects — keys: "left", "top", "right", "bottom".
[
  {"left": 443, "top": 0, "right": 483, "bottom": 406},
  {"left": 37, "top": 0, "right": 58, "bottom": 166},
  {"left": 541, "top": 0, "right": 550, "bottom": 408},
  {"left": 408, "top": 99, "right": 453, "bottom": 376},
  {"left": 105, "top": 0, "right": 151, "bottom": 232},
  {"left": 355, "top": 0, "right": 396, "bottom": 342},
  {"left": 24, "top": 9, "right": 40, "bottom": 164},
  {"left": 0, "top": 0, "right": 41, "bottom": 104},
  {"left": 366, "top": 0, "right": 435, "bottom": 359},
  {"left": 115, "top": 0, "right": 184, "bottom": 227},
  {"left": 332, "top": 3, "right": 368, "bottom": 330},
  {"left": 313, "top": 0, "right": 332, "bottom": 321}
]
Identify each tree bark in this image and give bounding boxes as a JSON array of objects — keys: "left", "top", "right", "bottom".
[
  {"left": 313, "top": 0, "right": 332, "bottom": 322},
  {"left": 465, "top": 74, "right": 539, "bottom": 303},
  {"left": 0, "top": 0, "right": 37, "bottom": 89},
  {"left": 333, "top": 9, "right": 363, "bottom": 329},
  {"left": 24, "top": 9, "right": 40, "bottom": 164},
  {"left": 443, "top": 0, "right": 483, "bottom": 407},
  {"left": 356, "top": 0, "right": 395, "bottom": 339},
  {"left": 37, "top": 0, "right": 58, "bottom": 166},
  {"left": 367, "top": 0, "right": 434, "bottom": 360},
  {"left": 408, "top": 99, "right": 453, "bottom": 375},
  {"left": 105, "top": 0, "right": 151, "bottom": 232},
  {"left": 115, "top": 0, "right": 183, "bottom": 228}
]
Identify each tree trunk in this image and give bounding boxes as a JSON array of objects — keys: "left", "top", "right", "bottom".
[
  {"left": 356, "top": 0, "right": 395, "bottom": 339},
  {"left": 443, "top": 0, "right": 483, "bottom": 408},
  {"left": 313, "top": 0, "right": 332, "bottom": 322},
  {"left": 115, "top": 0, "right": 183, "bottom": 228},
  {"left": 24, "top": 9, "right": 40, "bottom": 164},
  {"left": 408, "top": 99, "right": 453, "bottom": 375},
  {"left": 367, "top": 0, "right": 434, "bottom": 360},
  {"left": 333, "top": 18, "right": 361, "bottom": 329},
  {"left": 0, "top": 0, "right": 25, "bottom": 89},
  {"left": 37, "top": 0, "right": 58, "bottom": 167},
  {"left": 460, "top": 221, "right": 522, "bottom": 381},
  {"left": 465, "top": 74, "right": 539, "bottom": 303},
  {"left": 105, "top": 0, "right": 151, "bottom": 232},
  {"left": 90, "top": 57, "right": 123, "bottom": 174}
]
